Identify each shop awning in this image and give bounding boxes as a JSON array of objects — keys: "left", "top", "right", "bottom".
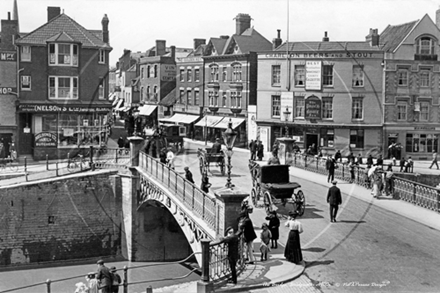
[
  {"left": 109, "top": 92, "right": 118, "bottom": 102},
  {"left": 195, "top": 115, "right": 225, "bottom": 128},
  {"left": 138, "top": 104, "right": 157, "bottom": 116},
  {"left": 213, "top": 117, "right": 245, "bottom": 129},
  {"left": 160, "top": 113, "right": 200, "bottom": 124},
  {"left": 114, "top": 99, "right": 124, "bottom": 110}
]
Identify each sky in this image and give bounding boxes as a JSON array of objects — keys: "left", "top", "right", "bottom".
[{"left": 2, "top": 0, "right": 440, "bottom": 66}]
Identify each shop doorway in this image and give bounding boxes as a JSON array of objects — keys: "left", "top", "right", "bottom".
[
  {"left": 0, "top": 133, "right": 13, "bottom": 158},
  {"left": 305, "top": 134, "right": 318, "bottom": 154},
  {"left": 387, "top": 137, "right": 401, "bottom": 159}
]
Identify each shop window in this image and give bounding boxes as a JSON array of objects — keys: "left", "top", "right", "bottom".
[
  {"left": 272, "top": 65, "right": 281, "bottom": 86},
  {"left": 352, "top": 98, "right": 363, "bottom": 120},
  {"left": 404, "top": 133, "right": 437, "bottom": 153},
  {"left": 272, "top": 95, "right": 281, "bottom": 117},
  {"left": 323, "top": 65, "right": 333, "bottom": 86},
  {"left": 397, "top": 103, "right": 407, "bottom": 121},
  {"left": 320, "top": 128, "right": 334, "bottom": 147},
  {"left": 49, "top": 76, "right": 78, "bottom": 99},
  {"left": 21, "top": 75, "right": 31, "bottom": 91},
  {"left": 49, "top": 43, "right": 78, "bottom": 66},
  {"left": 350, "top": 129, "right": 364, "bottom": 148},
  {"left": 397, "top": 70, "right": 408, "bottom": 86},
  {"left": 294, "top": 65, "right": 305, "bottom": 87},
  {"left": 295, "top": 98, "right": 305, "bottom": 118},
  {"left": 21, "top": 46, "right": 31, "bottom": 61},
  {"left": 322, "top": 98, "right": 333, "bottom": 119},
  {"left": 352, "top": 66, "right": 364, "bottom": 87}
]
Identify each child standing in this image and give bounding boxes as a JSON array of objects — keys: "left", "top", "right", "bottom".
[
  {"left": 265, "top": 211, "right": 280, "bottom": 249},
  {"left": 259, "top": 223, "right": 272, "bottom": 261}
]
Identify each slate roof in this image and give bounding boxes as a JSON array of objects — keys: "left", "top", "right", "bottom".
[
  {"left": 15, "top": 13, "right": 109, "bottom": 49},
  {"left": 229, "top": 27, "right": 272, "bottom": 54},
  {"left": 379, "top": 20, "right": 418, "bottom": 52},
  {"left": 210, "top": 38, "right": 228, "bottom": 55},
  {"left": 276, "top": 41, "right": 382, "bottom": 52}
]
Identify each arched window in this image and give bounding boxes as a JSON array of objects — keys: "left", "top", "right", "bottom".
[
  {"left": 153, "top": 86, "right": 158, "bottom": 101},
  {"left": 415, "top": 36, "right": 437, "bottom": 60},
  {"left": 210, "top": 64, "right": 219, "bottom": 82},
  {"left": 147, "top": 66, "right": 150, "bottom": 78},
  {"left": 154, "top": 65, "right": 158, "bottom": 78}
]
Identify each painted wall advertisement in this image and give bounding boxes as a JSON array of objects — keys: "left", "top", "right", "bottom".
[
  {"left": 305, "top": 61, "right": 322, "bottom": 91},
  {"left": 35, "top": 132, "right": 57, "bottom": 147},
  {"left": 247, "top": 105, "right": 257, "bottom": 141},
  {"left": 305, "top": 95, "right": 321, "bottom": 120}
]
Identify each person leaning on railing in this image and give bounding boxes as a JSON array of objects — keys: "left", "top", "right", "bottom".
[{"left": 210, "top": 226, "right": 243, "bottom": 285}]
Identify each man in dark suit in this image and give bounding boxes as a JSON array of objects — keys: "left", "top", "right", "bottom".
[
  {"left": 211, "top": 138, "right": 222, "bottom": 154},
  {"left": 184, "top": 166, "right": 195, "bottom": 184},
  {"left": 326, "top": 155, "right": 336, "bottom": 183},
  {"left": 327, "top": 180, "right": 342, "bottom": 223},
  {"left": 96, "top": 259, "right": 113, "bottom": 293}
]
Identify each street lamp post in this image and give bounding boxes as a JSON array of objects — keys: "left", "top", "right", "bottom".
[
  {"left": 283, "top": 107, "right": 291, "bottom": 137},
  {"left": 222, "top": 119, "right": 237, "bottom": 189},
  {"left": 203, "top": 108, "right": 208, "bottom": 146}
]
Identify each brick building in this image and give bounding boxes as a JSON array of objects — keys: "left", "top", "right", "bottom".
[
  {"left": 196, "top": 14, "right": 272, "bottom": 148},
  {"left": 382, "top": 13, "right": 440, "bottom": 160},
  {"left": 257, "top": 32, "right": 384, "bottom": 155},
  {"left": 14, "top": 7, "right": 112, "bottom": 160}
]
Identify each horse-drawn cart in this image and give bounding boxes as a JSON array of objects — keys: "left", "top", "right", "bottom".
[
  {"left": 249, "top": 160, "right": 305, "bottom": 216},
  {"left": 197, "top": 148, "right": 226, "bottom": 175}
]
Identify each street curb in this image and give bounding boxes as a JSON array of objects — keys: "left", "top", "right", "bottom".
[{"left": 215, "top": 261, "right": 306, "bottom": 292}]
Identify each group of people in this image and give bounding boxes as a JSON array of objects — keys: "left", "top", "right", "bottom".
[
  {"left": 249, "top": 139, "right": 265, "bottom": 161},
  {"left": 74, "top": 260, "right": 121, "bottom": 293}
]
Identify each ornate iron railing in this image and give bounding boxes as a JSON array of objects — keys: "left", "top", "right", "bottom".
[
  {"left": 139, "top": 151, "right": 217, "bottom": 232},
  {"left": 291, "top": 153, "right": 440, "bottom": 213}
]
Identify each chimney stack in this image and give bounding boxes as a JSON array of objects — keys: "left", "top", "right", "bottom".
[
  {"left": 47, "top": 7, "right": 60, "bottom": 22},
  {"left": 365, "top": 28, "right": 380, "bottom": 46},
  {"left": 193, "top": 38, "right": 206, "bottom": 50},
  {"left": 322, "top": 31, "right": 329, "bottom": 42},
  {"left": 272, "top": 29, "right": 282, "bottom": 50},
  {"left": 437, "top": 6, "right": 440, "bottom": 29},
  {"left": 101, "top": 14, "right": 109, "bottom": 44},
  {"left": 156, "top": 40, "right": 166, "bottom": 56},
  {"left": 170, "top": 45, "right": 176, "bottom": 60},
  {"left": 1, "top": 12, "right": 19, "bottom": 50},
  {"left": 235, "top": 13, "right": 251, "bottom": 35}
]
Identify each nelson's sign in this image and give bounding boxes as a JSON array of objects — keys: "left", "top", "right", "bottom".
[
  {"left": 18, "top": 104, "right": 110, "bottom": 113},
  {"left": 305, "top": 95, "right": 321, "bottom": 120}
]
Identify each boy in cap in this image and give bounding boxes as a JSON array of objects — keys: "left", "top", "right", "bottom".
[{"left": 212, "top": 226, "right": 242, "bottom": 285}]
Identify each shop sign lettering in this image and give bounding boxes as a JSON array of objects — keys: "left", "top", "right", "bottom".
[
  {"left": 18, "top": 104, "right": 110, "bottom": 113},
  {"left": 35, "top": 132, "right": 57, "bottom": 147},
  {"left": 261, "top": 52, "right": 377, "bottom": 59},
  {"left": 305, "top": 95, "right": 321, "bottom": 120},
  {"left": 0, "top": 52, "right": 16, "bottom": 61},
  {"left": 306, "top": 61, "right": 322, "bottom": 91},
  {"left": 0, "top": 87, "right": 16, "bottom": 95}
]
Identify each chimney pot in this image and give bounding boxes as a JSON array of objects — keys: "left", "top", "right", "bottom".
[
  {"left": 235, "top": 13, "right": 251, "bottom": 35},
  {"left": 156, "top": 40, "right": 166, "bottom": 56},
  {"left": 8, "top": 12, "right": 10, "bottom": 20},
  {"left": 322, "top": 31, "right": 329, "bottom": 42}
]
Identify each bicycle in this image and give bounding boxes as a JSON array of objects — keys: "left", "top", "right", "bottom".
[{"left": 0, "top": 157, "right": 19, "bottom": 172}]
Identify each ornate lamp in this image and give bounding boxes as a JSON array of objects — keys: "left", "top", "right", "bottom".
[
  {"left": 222, "top": 119, "right": 237, "bottom": 189},
  {"left": 283, "top": 107, "right": 291, "bottom": 137}
]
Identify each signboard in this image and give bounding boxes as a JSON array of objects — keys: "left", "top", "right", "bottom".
[
  {"left": 280, "top": 92, "right": 293, "bottom": 122},
  {"left": 63, "top": 128, "right": 74, "bottom": 136},
  {"left": 305, "top": 95, "right": 322, "bottom": 120},
  {"left": 260, "top": 52, "right": 379, "bottom": 59},
  {"left": 35, "top": 132, "right": 57, "bottom": 147},
  {"left": 18, "top": 104, "right": 110, "bottom": 113},
  {"left": 306, "top": 61, "right": 322, "bottom": 90},
  {"left": 0, "top": 87, "right": 16, "bottom": 95},
  {"left": 0, "top": 51, "right": 17, "bottom": 61},
  {"left": 162, "top": 65, "right": 176, "bottom": 81}
]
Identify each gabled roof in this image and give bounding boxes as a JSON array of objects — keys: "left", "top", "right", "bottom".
[
  {"left": 276, "top": 41, "right": 382, "bottom": 52},
  {"left": 228, "top": 27, "right": 272, "bottom": 54},
  {"left": 379, "top": 20, "right": 418, "bottom": 52},
  {"left": 16, "top": 13, "right": 109, "bottom": 49},
  {"left": 209, "top": 38, "right": 228, "bottom": 55}
]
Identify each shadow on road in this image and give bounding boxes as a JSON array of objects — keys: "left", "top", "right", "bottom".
[
  {"left": 337, "top": 220, "right": 366, "bottom": 224},
  {"left": 302, "top": 247, "right": 326, "bottom": 253},
  {"left": 304, "top": 259, "right": 334, "bottom": 269}
]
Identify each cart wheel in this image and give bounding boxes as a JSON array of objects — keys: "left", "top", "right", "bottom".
[
  {"left": 296, "top": 190, "right": 305, "bottom": 216},
  {"left": 251, "top": 188, "right": 257, "bottom": 206},
  {"left": 263, "top": 191, "right": 273, "bottom": 214}
]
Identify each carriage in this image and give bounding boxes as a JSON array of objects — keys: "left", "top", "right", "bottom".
[
  {"left": 197, "top": 148, "right": 226, "bottom": 176},
  {"left": 249, "top": 160, "right": 305, "bottom": 216}
]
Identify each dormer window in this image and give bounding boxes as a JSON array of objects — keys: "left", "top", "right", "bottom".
[
  {"left": 415, "top": 36, "right": 437, "bottom": 61},
  {"left": 49, "top": 43, "right": 78, "bottom": 66}
]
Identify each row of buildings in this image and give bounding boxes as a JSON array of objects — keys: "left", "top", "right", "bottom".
[{"left": 2, "top": 1, "right": 440, "bottom": 160}]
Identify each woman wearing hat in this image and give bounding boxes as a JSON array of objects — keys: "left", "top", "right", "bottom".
[
  {"left": 284, "top": 211, "right": 303, "bottom": 264},
  {"left": 85, "top": 272, "right": 99, "bottom": 293}
]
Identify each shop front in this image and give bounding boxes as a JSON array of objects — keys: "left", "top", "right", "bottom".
[
  {"left": 385, "top": 126, "right": 439, "bottom": 160},
  {"left": 17, "top": 103, "right": 111, "bottom": 160},
  {"left": 194, "top": 115, "right": 246, "bottom": 147}
]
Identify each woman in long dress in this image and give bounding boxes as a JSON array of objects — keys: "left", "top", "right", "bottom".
[{"left": 284, "top": 211, "right": 303, "bottom": 264}]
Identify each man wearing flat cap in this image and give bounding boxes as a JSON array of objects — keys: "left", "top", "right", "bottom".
[
  {"left": 96, "top": 259, "right": 113, "bottom": 293},
  {"left": 327, "top": 180, "right": 342, "bottom": 222}
]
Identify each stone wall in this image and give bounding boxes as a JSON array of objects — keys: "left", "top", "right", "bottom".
[{"left": 0, "top": 171, "right": 121, "bottom": 267}]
